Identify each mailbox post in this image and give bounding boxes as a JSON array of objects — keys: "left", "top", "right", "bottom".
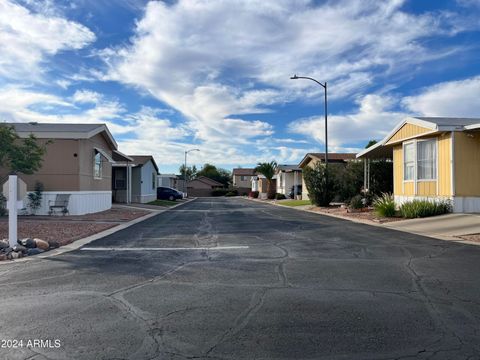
[{"left": 2, "top": 175, "right": 27, "bottom": 247}]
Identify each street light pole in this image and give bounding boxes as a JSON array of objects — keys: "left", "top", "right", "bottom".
[
  {"left": 183, "top": 148, "right": 200, "bottom": 198},
  {"left": 290, "top": 75, "right": 328, "bottom": 167}
]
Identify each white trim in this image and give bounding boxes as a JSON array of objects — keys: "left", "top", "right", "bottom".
[{"left": 94, "top": 147, "right": 114, "bottom": 163}]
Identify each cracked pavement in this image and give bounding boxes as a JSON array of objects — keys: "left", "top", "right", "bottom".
[{"left": 1, "top": 197, "right": 480, "bottom": 359}]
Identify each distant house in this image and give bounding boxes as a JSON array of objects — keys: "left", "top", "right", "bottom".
[
  {"left": 276, "top": 165, "right": 302, "bottom": 198},
  {"left": 232, "top": 168, "right": 256, "bottom": 195},
  {"left": 251, "top": 174, "right": 277, "bottom": 199},
  {"left": 187, "top": 176, "right": 224, "bottom": 197},
  {"left": 158, "top": 174, "right": 178, "bottom": 189},
  {"left": 357, "top": 116, "right": 480, "bottom": 212},
  {"left": 0, "top": 122, "right": 131, "bottom": 215},
  {"left": 298, "top": 153, "right": 357, "bottom": 200},
  {"left": 113, "top": 155, "right": 159, "bottom": 204}
]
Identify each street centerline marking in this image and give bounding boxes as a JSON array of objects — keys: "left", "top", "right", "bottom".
[{"left": 81, "top": 246, "right": 249, "bottom": 251}]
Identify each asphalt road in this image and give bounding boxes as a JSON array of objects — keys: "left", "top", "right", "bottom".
[{"left": 1, "top": 197, "right": 480, "bottom": 360}]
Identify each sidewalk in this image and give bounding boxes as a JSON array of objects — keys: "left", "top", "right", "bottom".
[{"left": 383, "top": 213, "right": 480, "bottom": 242}]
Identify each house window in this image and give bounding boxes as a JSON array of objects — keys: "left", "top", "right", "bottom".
[
  {"left": 403, "top": 139, "right": 437, "bottom": 181},
  {"left": 417, "top": 139, "right": 436, "bottom": 180},
  {"left": 94, "top": 151, "right": 102, "bottom": 179},
  {"left": 152, "top": 173, "right": 156, "bottom": 189},
  {"left": 403, "top": 143, "right": 414, "bottom": 181},
  {"left": 240, "top": 176, "right": 246, "bottom": 181}
]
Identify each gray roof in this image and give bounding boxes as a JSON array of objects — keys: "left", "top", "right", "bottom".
[
  {"left": 6, "top": 122, "right": 102, "bottom": 133},
  {"left": 3, "top": 122, "right": 117, "bottom": 149},
  {"left": 413, "top": 117, "right": 480, "bottom": 127},
  {"left": 277, "top": 164, "right": 301, "bottom": 172}
]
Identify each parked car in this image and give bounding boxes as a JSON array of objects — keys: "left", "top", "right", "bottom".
[
  {"left": 288, "top": 185, "right": 302, "bottom": 199},
  {"left": 157, "top": 187, "right": 183, "bottom": 201}
]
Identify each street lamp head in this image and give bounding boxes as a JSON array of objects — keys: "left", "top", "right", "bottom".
[{"left": 290, "top": 74, "right": 299, "bottom": 80}]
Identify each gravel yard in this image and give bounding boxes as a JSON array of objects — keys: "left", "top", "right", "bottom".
[{"left": 0, "top": 205, "right": 152, "bottom": 246}]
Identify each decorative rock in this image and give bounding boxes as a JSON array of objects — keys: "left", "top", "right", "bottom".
[
  {"left": 18, "top": 238, "right": 36, "bottom": 249},
  {"left": 0, "top": 254, "right": 7, "bottom": 261},
  {"left": 10, "top": 251, "right": 22, "bottom": 259},
  {"left": 13, "top": 245, "right": 27, "bottom": 254},
  {"left": 47, "top": 240, "right": 60, "bottom": 249},
  {"left": 3, "top": 247, "right": 13, "bottom": 255},
  {"left": 26, "top": 248, "right": 44, "bottom": 256},
  {"left": 0, "top": 241, "right": 9, "bottom": 249},
  {"left": 34, "top": 238, "right": 50, "bottom": 251}
]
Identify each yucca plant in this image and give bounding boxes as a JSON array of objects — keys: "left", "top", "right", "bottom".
[
  {"left": 373, "top": 193, "right": 396, "bottom": 217},
  {"left": 399, "top": 199, "right": 451, "bottom": 218}
]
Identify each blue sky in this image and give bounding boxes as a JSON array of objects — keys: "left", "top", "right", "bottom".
[{"left": 1, "top": 0, "right": 480, "bottom": 174}]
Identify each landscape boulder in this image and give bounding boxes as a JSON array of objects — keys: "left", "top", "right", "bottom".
[
  {"left": 18, "top": 238, "right": 36, "bottom": 249},
  {"left": 0, "top": 240, "right": 9, "bottom": 249},
  {"left": 34, "top": 238, "right": 50, "bottom": 251},
  {"left": 26, "top": 248, "right": 44, "bottom": 256},
  {"left": 13, "top": 245, "right": 27, "bottom": 254},
  {"left": 47, "top": 240, "right": 60, "bottom": 249}
]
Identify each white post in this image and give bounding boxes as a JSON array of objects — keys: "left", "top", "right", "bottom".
[
  {"left": 8, "top": 175, "right": 18, "bottom": 247},
  {"left": 127, "top": 164, "right": 132, "bottom": 204}
]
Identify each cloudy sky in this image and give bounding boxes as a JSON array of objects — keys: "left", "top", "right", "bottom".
[{"left": 1, "top": 0, "right": 480, "bottom": 173}]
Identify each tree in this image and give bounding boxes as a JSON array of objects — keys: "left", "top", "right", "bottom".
[
  {"left": 365, "top": 139, "right": 378, "bottom": 149},
  {"left": 303, "top": 162, "right": 337, "bottom": 206},
  {"left": 196, "top": 163, "right": 231, "bottom": 186},
  {"left": 179, "top": 164, "right": 197, "bottom": 181},
  {"left": 0, "top": 125, "right": 49, "bottom": 174},
  {"left": 254, "top": 161, "right": 277, "bottom": 199}
]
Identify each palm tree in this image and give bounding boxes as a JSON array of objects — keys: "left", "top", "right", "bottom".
[{"left": 254, "top": 161, "right": 277, "bottom": 199}]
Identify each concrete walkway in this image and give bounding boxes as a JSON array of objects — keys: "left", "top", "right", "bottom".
[{"left": 383, "top": 213, "right": 480, "bottom": 239}]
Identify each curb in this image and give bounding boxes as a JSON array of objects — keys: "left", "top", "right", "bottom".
[
  {"left": 243, "top": 197, "right": 480, "bottom": 247},
  {"left": 0, "top": 198, "right": 197, "bottom": 265}
]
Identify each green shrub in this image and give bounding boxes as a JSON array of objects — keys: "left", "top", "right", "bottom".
[
  {"left": 348, "top": 194, "right": 365, "bottom": 210},
  {"left": 399, "top": 199, "right": 451, "bottom": 219},
  {"left": 211, "top": 189, "right": 228, "bottom": 196},
  {"left": 275, "top": 193, "right": 286, "bottom": 200},
  {"left": 0, "top": 193, "right": 6, "bottom": 216},
  {"left": 303, "top": 163, "right": 336, "bottom": 206},
  {"left": 373, "top": 193, "right": 396, "bottom": 217},
  {"left": 27, "top": 181, "right": 44, "bottom": 215},
  {"left": 225, "top": 190, "right": 238, "bottom": 197}
]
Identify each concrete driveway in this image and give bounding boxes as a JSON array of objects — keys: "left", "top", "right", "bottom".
[{"left": 0, "top": 197, "right": 480, "bottom": 359}]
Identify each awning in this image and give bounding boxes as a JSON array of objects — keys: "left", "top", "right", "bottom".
[
  {"left": 94, "top": 147, "right": 115, "bottom": 163},
  {"left": 112, "top": 150, "right": 134, "bottom": 162}
]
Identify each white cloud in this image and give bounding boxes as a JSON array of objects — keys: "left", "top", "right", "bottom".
[
  {"left": 403, "top": 76, "right": 480, "bottom": 117},
  {"left": 101, "top": 0, "right": 464, "bottom": 152},
  {"left": 289, "top": 94, "right": 408, "bottom": 151},
  {"left": 72, "top": 89, "right": 103, "bottom": 104},
  {"left": 0, "top": 0, "right": 95, "bottom": 81}
]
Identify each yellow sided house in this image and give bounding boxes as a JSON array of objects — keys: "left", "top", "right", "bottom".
[{"left": 357, "top": 117, "right": 480, "bottom": 213}]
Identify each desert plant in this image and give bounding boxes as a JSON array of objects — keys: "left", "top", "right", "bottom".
[
  {"left": 0, "top": 192, "right": 6, "bottom": 216},
  {"left": 399, "top": 199, "right": 451, "bottom": 219},
  {"left": 348, "top": 194, "right": 365, "bottom": 210},
  {"left": 373, "top": 193, "right": 396, "bottom": 217},
  {"left": 249, "top": 191, "right": 259, "bottom": 198},
  {"left": 27, "top": 181, "right": 44, "bottom": 215},
  {"left": 275, "top": 193, "right": 286, "bottom": 200},
  {"left": 254, "top": 161, "right": 277, "bottom": 199},
  {"left": 302, "top": 162, "right": 336, "bottom": 206}
]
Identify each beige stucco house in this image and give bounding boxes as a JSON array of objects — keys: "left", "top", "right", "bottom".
[
  {"left": 187, "top": 176, "right": 224, "bottom": 197},
  {"left": 232, "top": 168, "right": 256, "bottom": 195},
  {"left": 298, "top": 153, "right": 357, "bottom": 200},
  {"left": 357, "top": 116, "right": 480, "bottom": 212},
  {"left": 0, "top": 122, "right": 130, "bottom": 215}
]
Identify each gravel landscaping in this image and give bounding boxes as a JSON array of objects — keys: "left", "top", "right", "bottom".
[
  {"left": 458, "top": 234, "right": 480, "bottom": 243},
  {"left": 0, "top": 205, "right": 154, "bottom": 261}
]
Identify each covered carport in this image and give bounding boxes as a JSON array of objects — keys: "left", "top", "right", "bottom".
[{"left": 356, "top": 141, "right": 393, "bottom": 194}]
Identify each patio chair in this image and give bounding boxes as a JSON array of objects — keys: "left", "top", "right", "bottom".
[{"left": 48, "top": 194, "right": 71, "bottom": 216}]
